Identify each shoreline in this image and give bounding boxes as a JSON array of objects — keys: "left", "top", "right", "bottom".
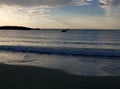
[{"left": 0, "top": 63, "right": 120, "bottom": 89}]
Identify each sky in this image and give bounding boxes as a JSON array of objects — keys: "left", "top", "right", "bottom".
[{"left": 0, "top": 0, "right": 120, "bottom": 29}]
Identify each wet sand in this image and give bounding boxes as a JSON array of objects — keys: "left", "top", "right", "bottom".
[{"left": 0, "top": 63, "right": 120, "bottom": 89}]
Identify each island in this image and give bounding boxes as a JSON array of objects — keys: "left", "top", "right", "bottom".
[{"left": 0, "top": 26, "right": 40, "bottom": 30}]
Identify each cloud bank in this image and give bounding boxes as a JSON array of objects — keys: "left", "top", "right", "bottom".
[
  {"left": 0, "top": 0, "right": 92, "bottom": 7},
  {"left": 0, "top": 0, "right": 119, "bottom": 29}
]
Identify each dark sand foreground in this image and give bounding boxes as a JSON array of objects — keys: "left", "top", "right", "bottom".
[{"left": 0, "top": 63, "right": 120, "bottom": 89}]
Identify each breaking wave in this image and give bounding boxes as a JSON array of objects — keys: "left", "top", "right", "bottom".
[{"left": 0, "top": 45, "right": 120, "bottom": 57}]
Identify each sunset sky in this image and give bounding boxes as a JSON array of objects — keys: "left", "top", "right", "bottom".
[{"left": 0, "top": 0, "right": 120, "bottom": 29}]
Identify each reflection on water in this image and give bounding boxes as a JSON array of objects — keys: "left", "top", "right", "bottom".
[{"left": 0, "top": 30, "right": 120, "bottom": 49}]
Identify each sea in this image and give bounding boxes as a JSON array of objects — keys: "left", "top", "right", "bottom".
[{"left": 0, "top": 29, "right": 120, "bottom": 76}]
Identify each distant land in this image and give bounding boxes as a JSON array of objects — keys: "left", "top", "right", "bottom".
[
  {"left": 0, "top": 26, "right": 119, "bottom": 30},
  {"left": 0, "top": 26, "right": 70, "bottom": 31},
  {"left": 0, "top": 26, "right": 67, "bottom": 30},
  {"left": 0, "top": 26, "right": 40, "bottom": 30}
]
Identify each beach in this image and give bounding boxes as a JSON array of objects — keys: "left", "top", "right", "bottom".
[
  {"left": 0, "top": 29, "right": 120, "bottom": 89},
  {"left": 0, "top": 0, "right": 120, "bottom": 88},
  {"left": 0, "top": 63, "right": 120, "bottom": 89}
]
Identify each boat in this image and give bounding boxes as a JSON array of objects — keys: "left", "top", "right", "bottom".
[{"left": 61, "top": 29, "right": 68, "bottom": 32}]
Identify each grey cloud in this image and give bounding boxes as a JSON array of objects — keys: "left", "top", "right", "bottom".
[
  {"left": 0, "top": 0, "right": 72, "bottom": 7},
  {"left": 99, "top": 0, "right": 120, "bottom": 7},
  {"left": 0, "top": 0, "right": 90, "bottom": 7},
  {"left": 112, "top": 0, "right": 120, "bottom": 6}
]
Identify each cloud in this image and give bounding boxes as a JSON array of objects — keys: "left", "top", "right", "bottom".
[
  {"left": 0, "top": 0, "right": 69, "bottom": 7},
  {"left": 99, "top": 0, "right": 120, "bottom": 7},
  {"left": 73, "top": 0, "right": 92, "bottom": 6},
  {"left": 99, "top": 0, "right": 120, "bottom": 16},
  {"left": 0, "top": 0, "right": 92, "bottom": 8},
  {"left": 112, "top": 0, "right": 120, "bottom": 6}
]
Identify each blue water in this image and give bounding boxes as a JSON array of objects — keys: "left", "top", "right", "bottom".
[{"left": 0, "top": 29, "right": 120, "bottom": 76}]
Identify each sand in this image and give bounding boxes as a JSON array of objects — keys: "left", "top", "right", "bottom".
[{"left": 0, "top": 63, "right": 120, "bottom": 89}]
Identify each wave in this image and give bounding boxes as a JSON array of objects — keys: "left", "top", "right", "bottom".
[
  {"left": 0, "top": 45, "right": 120, "bottom": 57},
  {"left": 62, "top": 41, "right": 120, "bottom": 46}
]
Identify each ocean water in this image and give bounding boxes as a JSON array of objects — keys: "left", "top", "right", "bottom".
[{"left": 0, "top": 29, "right": 120, "bottom": 76}]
